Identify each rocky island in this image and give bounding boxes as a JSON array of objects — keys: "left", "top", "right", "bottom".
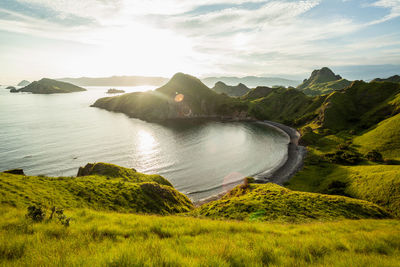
[{"left": 14, "top": 78, "right": 86, "bottom": 94}]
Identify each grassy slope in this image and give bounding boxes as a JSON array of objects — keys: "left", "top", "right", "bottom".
[
  {"left": 194, "top": 183, "right": 389, "bottom": 222},
  {"left": 1, "top": 207, "right": 399, "bottom": 266},
  {"left": 354, "top": 113, "right": 400, "bottom": 159},
  {"left": 301, "top": 79, "right": 351, "bottom": 96},
  {"left": 317, "top": 81, "right": 400, "bottom": 131},
  {"left": 247, "top": 87, "right": 325, "bottom": 124},
  {"left": 0, "top": 164, "right": 193, "bottom": 214},
  {"left": 288, "top": 129, "right": 400, "bottom": 217},
  {"left": 19, "top": 78, "right": 86, "bottom": 94}
]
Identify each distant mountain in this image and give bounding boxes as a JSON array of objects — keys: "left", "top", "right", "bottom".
[
  {"left": 16, "top": 78, "right": 86, "bottom": 94},
  {"left": 17, "top": 80, "right": 30, "bottom": 86},
  {"left": 57, "top": 76, "right": 168, "bottom": 87},
  {"left": 92, "top": 73, "right": 249, "bottom": 121},
  {"left": 211, "top": 82, "right": 250, "bottom": 97},
  {"left": 371, "top": 75, "right": 400, "bottom": 83},
  {"left": 297, "top": 67, "right": 351, "bottom": 96},
  {"left": 202, "top": 76, "right": 299, "bottom": 88}
]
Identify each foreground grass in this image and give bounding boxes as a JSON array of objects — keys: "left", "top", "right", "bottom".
[{"left": 0, "top": 207, "right": 399, "bottom": 266}]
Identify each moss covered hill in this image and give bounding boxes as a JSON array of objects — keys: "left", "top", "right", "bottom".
[
  {"left": 16, "top": 78, "right": 86, "bottom": 94},
  {"left": 354, "top": 113, "right": 400, "bottom": 159},
  {"left": 372, "top": 75, "right": 400, "bottom": 83},
  {"left": 195, "top": 183, "right": 389, "bottom": 222},
  {"left": 312, "top": 80, "right": 400, "bottom": 131},
  {"left": 297, "top": 67, "right": 351, "bottom": 96},
  {"left": 211, "top": 81, "right": 250, "bottom": 97},
  {"left": 0, "top": 163, "right": 193, "bottom": 214},
  {"left": 92, "top": 73, "right": 249, "bottom": 121},
  {"left": 245, "top": 86, "right": 326, "bottom": 125}
]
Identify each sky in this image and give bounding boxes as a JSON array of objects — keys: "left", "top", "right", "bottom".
[{"left": 0, "top": 0, "right": 400, "bottom": 84}]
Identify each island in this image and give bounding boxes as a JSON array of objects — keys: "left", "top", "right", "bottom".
[
  {"left": 6, "top": 86, "right": 16, "bottom": 90},
  {"left": 13, "top": 78, "right": 86, "bottom": 94},
  {"left": 106, "top": 88, "right": 125, "bottom": 94}
]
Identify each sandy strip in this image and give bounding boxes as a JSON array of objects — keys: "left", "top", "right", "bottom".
[{"left": 194, "top": 120, "right": 306, "bottom": 206}]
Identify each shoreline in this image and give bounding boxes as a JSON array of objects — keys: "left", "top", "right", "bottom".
[{"left": 194, "top": 120, "right": 306, "bottom": 206}]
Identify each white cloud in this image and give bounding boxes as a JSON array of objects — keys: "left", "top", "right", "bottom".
[{"left": 369, "top": 0, "right": 400, "bottom": 24}]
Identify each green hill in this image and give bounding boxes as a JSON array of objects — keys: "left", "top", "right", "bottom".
[
  {"left": 194, "top": 183, "right": 389, "bottom": 222},
  {"left": 297, "top": 67, "right": 351, "bottom": 96},
  {"left": 301, "top": 79, "right": 352, "bottom": 96},
  {"left": 241, "top": 86, "right": 274, "bottom": 100},
  {"left": 211, "top": 81, "right": 250, "bottom": 96},
  {"left": 372, "top": 75, "right": 400, "bottom": 83},
  {"left": 92, "top": 73, "right": 249, "bottom": 121},
  {"left": 289, "top": 163, "right": 400, "bottom": 217},
  {"left": 17, "top": 78, "right": 86, "bottom": 94},
  {"left": 247, "top": 87, "right": 325, "bottom": 125},
  {"left": 353, "top": 113, "right": 400, "bottom": 159},
  {"left": 311, "top": 81, "right": 400, "bottom": 131},
  {"left": 0, "top": 163, "right": 193, "bottom": 214}
]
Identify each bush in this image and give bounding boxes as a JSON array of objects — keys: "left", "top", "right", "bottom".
[
  {"left": 325, "top": 180, "right": 348, "bottom": 196},
  {"left": 26, "top": 205, "right": 46, "bottom": 222},
  {"left": 366, "top": 150, "right": 383, "bottom": 162}
]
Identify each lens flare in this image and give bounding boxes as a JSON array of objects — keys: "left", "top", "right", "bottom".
[{"left": 174, "top": 93, "right": 184, "bottom": 102}]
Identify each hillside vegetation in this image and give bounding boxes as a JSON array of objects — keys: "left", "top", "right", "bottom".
[
  {"left": 354, "top": 113, "right": 400, "bottom": 159},
  {"left": 92, "top": 73, "right": 249, "bottom": 121},
  {"left": 311, "top": 81, "right": 400, "bottom": 131},
  {"left": 246, "top": 87, "right": 325, "bottom": 125},
  {"left": 297, "top": 67, "right": 351, "bottom": 96},
  {"left": 1, "top": 207, "right": 400, "bottom": 266},
  {"left": 16, "top": 78, "right": 86, "bottom": 94},
  {"left": 372, "top": 75, "right": 400, "bottom": 83},
  {"left": 0, "top": 163, "right": 193, "bottom": 214},
  {"left": 194, "top": 183, "right": 389, "bottom": 222}
]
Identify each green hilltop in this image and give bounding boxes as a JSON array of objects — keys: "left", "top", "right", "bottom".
[
  {"left": 297, "top": 67, "right": 352, "bottom": 96},
  {"left": 16, "top": 78, "right": 86, "bottom": 94},
  {"left": 92, "top": 73, "right": 249, "bottom": 121}
]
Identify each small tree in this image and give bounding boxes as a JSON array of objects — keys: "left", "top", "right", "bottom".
[
  {"left": 26, "top": 205, "right": 46, "bottom": 222},
  {"left": 366, "top": 150, "right": 383, "bottom": 162}
]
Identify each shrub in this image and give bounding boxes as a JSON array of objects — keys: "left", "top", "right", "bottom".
[
  {"left": 325, "top": 180, "right": 348, "bottom": 196},
  {"left": 26, "top": 205, "right": 46, "bottom": 222},
  {"left": 366, "top": 150, "right": 383, "bottom": 162}
]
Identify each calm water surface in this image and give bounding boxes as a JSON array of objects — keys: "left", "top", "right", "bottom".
[{"left": 0, "top": 85, "right": 288, "bottom": 200}]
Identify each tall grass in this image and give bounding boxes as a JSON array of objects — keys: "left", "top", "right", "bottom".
[{"left": 0, "top": 207, "right": 399, "bottom": 266}]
